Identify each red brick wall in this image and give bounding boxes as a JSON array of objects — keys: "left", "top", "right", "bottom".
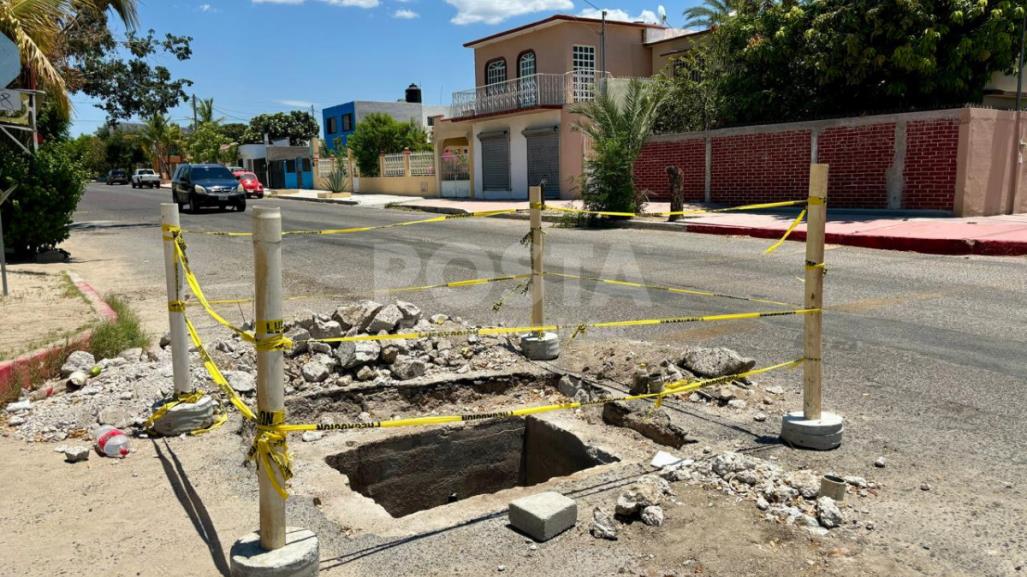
[
  {"left": 633, "top": 139, "right": 705, "bottom": 201},
  {"left": 710, "top": 130, "right": 811, "bottom": 204},
  {"left": 816, "top": 124, "right": 895, "bottom": 209},
  {"left": 902, "top": 119, "right": 959, "bottom": 210}
]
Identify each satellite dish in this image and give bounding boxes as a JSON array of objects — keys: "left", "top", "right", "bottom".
[
  {"left": 0, "top": 33, "right": 19, "bottom": 88},
  {"left": 658, "top": 5, "right": 667, "bottom": 25}
]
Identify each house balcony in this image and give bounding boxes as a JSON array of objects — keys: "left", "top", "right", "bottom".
[{"left": 449, "top": 71, "right": 608, "bottom": 120}]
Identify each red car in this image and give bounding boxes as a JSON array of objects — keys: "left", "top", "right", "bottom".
[{"left": 233, "top": 170, "right": 265, "bottom": 198}]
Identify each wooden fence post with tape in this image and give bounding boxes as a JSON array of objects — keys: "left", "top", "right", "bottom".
[
  {"left": 229, "top": 206, "right": 319, "bottom": 576},
  {"left": 780, "top": 164, "right": 844, "bottom": 451},
  {"left": 520, "top": 186, "right": 559, "bottom": 360}
]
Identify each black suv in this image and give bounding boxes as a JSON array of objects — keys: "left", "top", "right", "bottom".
[
  {"left": 172, "top": 163, "right": 246, "bottom": 213},
  {"left": 105, "top": 169, "right": 129, "bottom": 185}
]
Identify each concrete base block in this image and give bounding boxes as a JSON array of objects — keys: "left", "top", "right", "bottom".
[
  {"left": 520, "top": 332, "right": 560, "bottom": 360},
  {"left": 509, "top": 491, "right": 577, "bottom": 542},
  {"left": 230, "top": 527, "right": 319, "bottom": 577},
  {"left": 151, "top": 395, "right": 215, "bottom": 436},
  {"left": 780, "top": 410, "right": 844, "bottom": 451}
]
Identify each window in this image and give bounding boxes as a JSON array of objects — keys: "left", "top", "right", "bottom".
[
  {"left": 518, "top": 51, "right": 537, "bottom": 107},
  {"left": 327, "top": 116, "right": 337, "bottom": 133},
  {"left": 486, "top": 58, "right": 507, "bottom": 86},
  {"left": 302, "top": 158, "right": 311, "bottom": 172},
  {"left": 286, "top": 159, "right": 296, "bottom": 172},
  {"left": 518, "top": 51, "right": 536, "bottom": 78},
  {"left": 342, "top": 113, "right": 353, "bottom": 132},
  {"left": 572, "top": 45, "right": 596, "bottom": 102}
]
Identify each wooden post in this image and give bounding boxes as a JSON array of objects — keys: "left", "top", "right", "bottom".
[
  {"left": 529, "top": 186, "right": 544, "bottom": 332},
  {"left": 160, "top": 203, "right": 190, "bottom": 395},
  {"left": 253, "top": 206, "right": 286, "bottom": 551},
  {"left": 803, "top": 164, "right": 828, "bottom": 421}
]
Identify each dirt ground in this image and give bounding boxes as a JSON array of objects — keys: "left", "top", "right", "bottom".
[{"left": 0, "top": 270, "right": 96, "bottom": 359}]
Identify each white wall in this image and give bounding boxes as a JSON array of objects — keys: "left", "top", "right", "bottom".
[{"left": 471, "top": 109, "right": 561, "bottom": 200}]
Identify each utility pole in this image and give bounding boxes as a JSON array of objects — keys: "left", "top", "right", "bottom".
[
  {"left": 1010, "top": 5, "right": 1027, "bottom": 214},
  {"left": 192, "top": 94, "right": 197, "bottom": 132},
  {"left": 600, "top": 10, "right": 607, "bottom": 97}
]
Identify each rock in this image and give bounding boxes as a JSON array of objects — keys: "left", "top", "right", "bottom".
[
  {"left": 284, "top": 327, "right": 310, "bottom": 357},
  {"left": 332, "top": 300, "right": 382, "bottom": 332},
  {"left": 395, "top": 301, "right": 422, "bottom": 329},
  {"left": 301, "top": 431, "right": 324, "bottom": 443},
  {"left": 118, "top": 391, "right": 133, "bottom": 401},
  {"left": 8, "top": 415, "right": 25, "bottom": 426},
  {"left": 391, "top": 357, "right": 426, "bottom": 381},
  {"left": 66, "top": 370, "right": 89, "bottom": 389},
  {"left": 118, "top": 347, "right": 143, "bottom": 361},
  {"left": 367, "top": 304, "right": 404, "bottom": 334},
  {"left": 356, "top": 366, "right": 375, "bottom": 381},
  {"left": 590, "top": 507, "right": 618, "bottom": 540},
  {"left": 380, "top": 340, "right": 408, "bottom": 364},
  {"left": 6, "top": 400, "right": 31, "bottom": 413},
  {"left": 920, "top": 482, "right": 931, "bottom": 491},
  {"left": 558, "top": 375, "right": 583, "bottom": 398},
  {"left": 711, "top": 452, "right": 758, "bottom": 477},
  {"left": 816, "top": 496, "right": 844, "bottom": 528},
  {"left": 640, "top": 505, "right": 664, "bottom": 527},
  {"left": 430, "top": 313, "right": 448, "bottom": 325},
  {"left": 63, "top": 446, "right": 91, "bottom": 463},
  {"left": 843, "top": 476, "right": 868, "bottom": 488},
  {"left": 357, "top": 412, "right": 373, "bottom": 423},
  {"left": 727, "top": 399, "right": 747, "bottom": 410},
  {"left": 784, "top": 470, "right": 821, "bottom": 500},
  {"left": 755, "top": 496, "right": 770, "bottom": 511},
  {"left": 97, "top": 406, "right": 133, "bottom": 428},
  {"left": 630, "top": 368, "right": 663, "bottom": 395},
  {"left": 335, "top": 341, "right": 380, "bottom": 369},
  {"left": 61, "top": 350, "right": 96, "bottom": 378},
  {"left": 159, "top": 333, "right": 172, "bottom": 349},
  {"left": 753, "top": 412, "right": 768, "bottom": 422},
  {"left": 602, "top": 401, "right": 693, "bottom": 449},
  {"left": 225, "top": 371, "right": 256, "bottom": 394},
  {"left": 680, "top": 347, "right": 756, "bottom": 378},
  {"left": 765, "top": 385, "right": 785, "bottom": 395},
  {"left": 615, "top": 475, "right": 668, "bottom": 517},
  {"left": 716, "top": 385, "right": 737, "bottom": 402},
  {"left": 308, "top": 318, "right": 343, "bottom": 340},
  {"left": 309, "top": 341, "right": 333, "bottom": 355},
  {"left": 874, "top": 456, "right": 886, "bottom": 468},
  {"left": 301, "top": 361, "right": 330, "bottom": 383}
]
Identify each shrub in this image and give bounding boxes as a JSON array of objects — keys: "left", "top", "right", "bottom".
[
  {"left": 0, "top": 142, "right": 88, "bottom": 257},
  {"left": 347, "top": 113, "right": 430, "bottom": 176},
  {"left": 89, "top": 295, "right": 149, "bottom": 360}
]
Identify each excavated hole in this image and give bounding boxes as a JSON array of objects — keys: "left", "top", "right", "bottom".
[{"left": 325, "top": 416, "right": 618, "bottom": 518}]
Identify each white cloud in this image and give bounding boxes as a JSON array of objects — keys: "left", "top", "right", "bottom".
[
  {"left": 251, "top": 0, "right": 378, "bottom": 7},
  {"left": 275, "top": 99, "right": 317, "bottom": 108},
  {"left": 445, "top": 0, "right": 572, "bottom": 25},
  {"left": 198, "top": 3, "right": 218, "bottom": 12},
  {"left": 393, "top": 8, "right": 418, "bottom": 18},
  {"left": 579, "top": 7, "right": 660, "bottom": 24}
]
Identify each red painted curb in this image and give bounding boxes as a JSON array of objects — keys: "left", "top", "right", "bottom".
[
  {"left": 0, "top": 274, "right": 118, "bottom": 401},
  {"left": 682, "top": 223, "right": 1027, "bottom": 256}
]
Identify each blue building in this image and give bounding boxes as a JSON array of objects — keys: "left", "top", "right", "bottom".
[{"left": 322, "top": 86, "right": 447, "bottom": 151}]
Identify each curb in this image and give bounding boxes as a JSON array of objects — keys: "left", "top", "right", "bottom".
[{"left": 0, "top": 273, "right": 117, "bottom": 401}]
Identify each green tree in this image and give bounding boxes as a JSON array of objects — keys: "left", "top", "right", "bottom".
[
  {"left": 139, "top": 113, "right": 182, "bottom": 178},
  {"left": 66, "top": 133, "right": 107, "bottom": 178},
  {"left": 187, "top": 122, "right": 229, "bottom": 163},
  {"left": 241, "top": 111, "right": 319, "bottom": 145},
  {"left": 346, "top": 113, "right": 430, "bottom": 176},
  {"left": 195, "top": 97, "right": 222, "bottom": 124},
  {"left": 221, "top": 122, "right": 247, "bottom": 143},
  {"left": 654, "top": 39, "right": 727, "bottom": 133},
  {"left": 682, "top": 0, "right": 743, "bottom": 29},
  {"left": 572, "top": 80, "right": 667, "bottom": 216}
]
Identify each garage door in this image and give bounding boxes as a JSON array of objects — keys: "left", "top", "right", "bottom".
[
  {"left": 479, "top": 130, "right": 510, "bottom": 192},
  {"left": 524, "top": 126, "right": 559, "bottom": 198}
]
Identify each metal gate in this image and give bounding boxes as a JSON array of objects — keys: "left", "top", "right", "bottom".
[
  {"left": 440, "top": 147, "right": 470, "bottom": 198},
  {"left": 479, "top": 130, "right": 511, "bottom": 196},
  {"left": 524, "top": 126, "right": 560, "bottom": 199}
]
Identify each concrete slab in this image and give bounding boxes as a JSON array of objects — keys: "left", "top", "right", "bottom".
[
  {"left": 508, "top": 491, "right": 577, "bottom": 542},
  {"left": 229, "top": 527, "right": 319, "bottom": 577}
]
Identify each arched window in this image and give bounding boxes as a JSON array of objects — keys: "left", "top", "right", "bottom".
[
  {"left": 517, "top": 51, "right": 537, "bottom": 107},
  {"left": 518, "top": 51, "right": 536, "bottom": 78},
  {"left": 485, "top": 58, "right": 507, "bottom": 86}
]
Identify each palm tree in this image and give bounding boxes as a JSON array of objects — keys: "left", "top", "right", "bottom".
[
  {"left": 682, "top": 0, "right": 739, "bottom": 29},
  {"left": 196, "top": 97, "right": 222, "bottom": 125},
  {"left": 0, "top": 0, "right": 137, "bottom": 116},
  {"left": 572, "top": 80, "right": 667, "bottom": 215},
  {"left": 140, "top": 113, "right": 180, "bottom": 179}
]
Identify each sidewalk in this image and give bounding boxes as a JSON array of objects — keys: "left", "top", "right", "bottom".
[{"left": 267, "top": 191, "right": 1027, "bottom": 256}]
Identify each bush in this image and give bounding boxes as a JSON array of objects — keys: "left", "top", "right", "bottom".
[
  {"left": 89, "top": 295, "right": 149, "bottom": 360},
  {"left": 347, "top": 113, "right": 431, "bottom": 176},
  {"left": 0, "top": 142, "right": 88, "bottom": 257}
]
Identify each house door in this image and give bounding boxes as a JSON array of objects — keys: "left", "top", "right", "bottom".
[{"left": 524, "top": 126, "right": 560, "bottom": 199}]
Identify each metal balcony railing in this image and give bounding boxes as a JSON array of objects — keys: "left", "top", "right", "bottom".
[{"left": 449, "top": 71, "right": 607, "bottom": 119}]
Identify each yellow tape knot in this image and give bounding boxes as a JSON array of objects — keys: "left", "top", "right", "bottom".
[
  {"left": 571, "top": 324, "right": 588, "bottom": 339},
  {"left": 253, "top": 411, "right": 293, "bottom": 499},
  {"left": 167, "top": 300, "right": 186, "bottom": 313}
]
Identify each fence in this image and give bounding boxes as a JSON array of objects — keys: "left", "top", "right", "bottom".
[
  {"left": 381, "top": 153, "right": 405, "bottom": 177},
  {"left": 154, "top": 164, "right": 838, "bottom": 565}
]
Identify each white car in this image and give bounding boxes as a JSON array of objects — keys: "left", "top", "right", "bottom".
[{"left": 131, "top": 168, "right": 161, "bottom": 189}]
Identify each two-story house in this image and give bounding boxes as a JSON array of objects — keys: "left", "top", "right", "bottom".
[
  {"left": 433, "top": 15, "right": 699, "bottom": 200},
  {"left": 322, "top": 84, "right": 447, "bottom": 151}
]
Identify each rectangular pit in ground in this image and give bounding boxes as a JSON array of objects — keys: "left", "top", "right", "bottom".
[{"left": 325, "top": 417, "right": 618, "bottom": 518}]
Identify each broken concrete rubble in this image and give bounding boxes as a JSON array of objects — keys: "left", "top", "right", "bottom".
[
  {"left": 680, "top": 347, "right": 756, "bottom": 378},
  {"left": 602, "top": 401, "right": 693, "bottom": 449}
]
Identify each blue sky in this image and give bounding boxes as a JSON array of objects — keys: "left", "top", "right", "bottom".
[{"left": 70, "top": 0, "right": 705, "bottom": 135}]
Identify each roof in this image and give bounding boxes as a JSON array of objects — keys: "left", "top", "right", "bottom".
[
  {"left": 463, "top": 15, "right": 666, "bottom": 48},
  {"left": 643, "top": 27, "right": 711, "bottom": 46}
]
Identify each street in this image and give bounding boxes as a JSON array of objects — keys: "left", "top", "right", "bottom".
[{"left": 55, "top": 183, "right": 1027, "bottom": 574}]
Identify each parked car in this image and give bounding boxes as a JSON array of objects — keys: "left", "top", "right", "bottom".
[
  {"left": 105, "top": 169, "right": 129, "bottom": 185},
  {"left": 171, "top": 163, "right": 246, "bottom": 213},
  {"left": 131, "top": 168, "right": 161, "bottom": 189},
  {"left": 232, "top": 170, "right": 265, "bottom": 198}
]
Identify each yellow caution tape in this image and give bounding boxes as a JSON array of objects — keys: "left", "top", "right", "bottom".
[
  {"left": 184, "top": 317, "right": 257, "bottom": 421},
  {"left": 544, "top": 272, "right": 796, "bottom": 307},
  {"left": 252, "top": 410, "right": 292, "bottom": 500},
  {"left": 763, "top": 208, "right": 807, "bottom": 255},
  {"left": 535, "top": 199, "right": 810, "bottom": 219},
  {"left": 305, "top": 308, "right": 818, "bottom": 345},
  {"left": 167, "top": 300, "right": 186, "bottom": 313},
  {"left": 174, "top": 237, "right": 256, "bottom": 344},
  {"left": 144, "top": 389, "right": 205, "bottom": 431}
]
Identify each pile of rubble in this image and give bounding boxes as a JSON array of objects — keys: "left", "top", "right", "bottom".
[
  {"left": 590, "top": 451, "right": 879, "bottom": 540},
  {"left": 210, "top": 299, "right": 526, "bottom": 396}
]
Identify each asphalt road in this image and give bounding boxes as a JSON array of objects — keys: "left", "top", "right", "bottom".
[{"left": 71, "top": 182, "right": 1027, "bottom": 575}]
